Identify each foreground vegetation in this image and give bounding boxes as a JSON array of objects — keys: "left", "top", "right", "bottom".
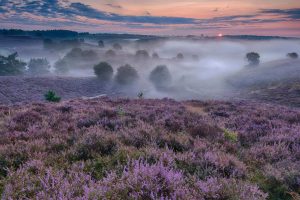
[{"left": 0, "top": 98, "right": 299, "bottom": 199}]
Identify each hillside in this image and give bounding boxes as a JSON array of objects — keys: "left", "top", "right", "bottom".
[
  {"left": 0, "top": 97, "right": 299, "bottom": 199},
  {"left": 229, "top": 59, "right": 300, "bottom": 107}
]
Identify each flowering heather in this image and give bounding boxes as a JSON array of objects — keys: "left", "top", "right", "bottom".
[{"left": 0, "top": 97, "right": 299, "bottom": 199}]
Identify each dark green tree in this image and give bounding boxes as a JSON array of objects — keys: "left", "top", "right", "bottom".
[{"left": 94, "top": 62, "right": 113, "bottom": 81}]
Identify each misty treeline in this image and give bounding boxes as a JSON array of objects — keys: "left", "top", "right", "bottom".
[{"left": 0, "top": 38, "right": 299, "bottom": 97}]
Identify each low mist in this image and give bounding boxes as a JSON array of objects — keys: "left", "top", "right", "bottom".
[{"left": 1, "top": 36, "right": 299, "bottom": 100}]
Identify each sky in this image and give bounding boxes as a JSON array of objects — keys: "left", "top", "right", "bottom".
[{"left": 0, "top": 0, "right": 299, "bottom": 36}]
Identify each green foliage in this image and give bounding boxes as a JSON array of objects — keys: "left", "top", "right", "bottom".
[
  {"left": 137, "top": 91, "right": 144, "bottom": 99},
  {"left": 27, "top": 58, "right": 50, "bottom": 75},
  {"left": 177, "top": 53, "right": 184, "bottom": 59},
  {"left": 105, "top": 49, "right": 116, "bottom": 57},
  {"left": 246, "top": 52, "right": 260, "bottom": 66},
  {"left": 0, "top": 52, "right": 26, "bottom": 76},
  {"left": 287, "top": 52, "right": 298, "bottom": 59},
  {"left": 135, "top": 50, "right": 149, "bottom": 59},
  {"left": 115, "top": 64, "right": 139, "bottom": 85},
  {"left": 116, "top": 106, "right": 126, "bottom": 117},
  {"left": 113, "top": 43, "right": 122, "bottom": 50},
  {"left": 85, "top": 151, "right": 128, "bottom": 180},
  {"left": 250, "top": 171, "right": 291, "bottom": 200},
  {"left": 98, "top": 40, "right": 104, "bottom": 48},
  {"left": 149, "top": 65, "right": 172, "bottom": 89},
  {"left": 44, "top": 91, "right": 61, "bottom": 102},
  {"left": 93, "top": 62, "right": 113, "bottom": 81},
  {"left": 223, "top": 129, "right": 238, "bottom": 143}
]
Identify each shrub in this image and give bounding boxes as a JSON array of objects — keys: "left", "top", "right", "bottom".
[
  {"left": 177, "top": 53, "right": 184, "bottom": 59},
  {"left": 135, "top": 50, "right": 149, "bottom": 59},
  {"left": 223, "top": 129, "right": 238, "bottom": 143},
  {"left": 192, "top": 54, "right": 199, "bottom": 60},
  {"left": 115, "top": 64, "right": 139, "bottom": 85},
  {"left": 27, "top": 58, "right": 51, "bottom": 75},
  {"left": 54, "top": 59, "right": 69, "bottom": 74},
  {"left": 287, "top": 52, "right": 298, "bottom": 59},
  {"left": 0, "top": 52, "right": 26, "bottom": 76},
  {"left": 113, "top": 43, "right": 122, "bottom": 50},
  {"left": 152, "top": 52, "right": 159, "bottom": 59},
  {"left": 43, "top": 38, "right": 54, "bottom": 49},
  {"left": 97, "top": 159, "right": 190, "bottom": 199},
  {"left": 149, "top": 65, "right": 172, "bottom": 89},
  {"left": 44, "top": 91, "right": 61, "bottom": 102},
  {"left": 93, "top": 62, "right": 113, "bottom": 81},
  {"left": 105, "top": 49, "right": 116, "bottom": 57},
  {"left": 98, "top": 40, "right": 104, "bottom": 48},
  {"left": 246, "top": 52, "right": 260, "bottom": 66}
]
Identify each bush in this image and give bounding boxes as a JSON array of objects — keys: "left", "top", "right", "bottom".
[
  {"left": 64, "top": 48, "right": 97, "bottom": 61},
  {"left": 115, "top": 64, "right": 139, "bottom": 85},
  {"left": 287, "top": 52, "right": 298, "bottom": 59},
  {"left": 136, "top": 50, "right": 149, "bottom": 59},
  {"left": 54, "top": 59, "right": 69, "bottom": 74},
  {"left": 149, "top": 65, "right": 172, "bottom": 88},
  {"left": 44, "top": 91, "right": 61, "bottom": 102},
  {"left": 177, "top": 53, "right": 184, "bottom": 59},
  {"left": 192, "top": 55, "right": 199, "bottom": 60},
  {"left": 105, "top": 50, "right": 116, "bottom": 57},
  {"left": 93, "top": 62, "right": 113, "bottom": 81},
  {"left": 152, "top": 52, "right": 159, "bottom": 59},
  {"left": 223, "top": 129, "right": 238, "bottom": 143},
  {"left": 0, "top": 52, "right": 26, "bottom": 76},
  {"left": 113, "top": 43, "right": 122, "bottom": 50},
  {"left": 246, "top": 52, "right": 260, "bottom": 66},
  {"left": 43, "top": 38, "right": 54, "bottom": 49},
  {"left": 98, "top": 40, "right": 104, "bottom": 48},
  {"left": 27, "top": 58, "right": 51, "bottom": 75}
]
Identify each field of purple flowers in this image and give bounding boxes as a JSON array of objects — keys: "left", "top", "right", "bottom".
[{"left": 0, "top": 97, "right": 299, "bottom": 199}]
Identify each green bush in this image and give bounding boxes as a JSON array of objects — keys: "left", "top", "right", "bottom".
[
  {"left": 246, "top": 52, "right": 260, "bottom": 66},
  {"left": 44, "top": 91, "right": 61, "bottom": 102},
  {"left": 287, "top": 52, "right": 298, "bottom": 59},
  {"left": 223, "top": 129, "right": 238, "bottom": 143},
  {"left": 113, "top": 43, "right": 122, "bottom": 50},
  {"left": 149, "top": 65, "right": 172, "bottom": 89},
  {"left": 93, "top": 62, "right": 113, "bottom": 81},
  {"left": 27, "top": 58, "right": 51, "bottom": 75},
  {"left": 0, "top": 52, "right": 26, "bottom": 76},
  {"left": 115, "top": 64, "right": 139, "bottom": 85}
]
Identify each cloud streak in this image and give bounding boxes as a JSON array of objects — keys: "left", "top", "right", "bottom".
[
  {"left": 0, "top": 0, "right": 299, "bottom": 36},
  {"left": 261, "top": 8, "right": 300, "bottom": 20}
]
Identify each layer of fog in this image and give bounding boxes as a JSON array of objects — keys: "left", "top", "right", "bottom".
[{"left": 1, "top": 36, "right": 299, "bottom": 100}]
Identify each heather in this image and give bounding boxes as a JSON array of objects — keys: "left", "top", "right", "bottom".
[{"left": 0, "top": 98, "right": 299, "bottom": 199}]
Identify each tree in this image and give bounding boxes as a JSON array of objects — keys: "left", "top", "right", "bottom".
[
  {"left": 113, "top": 43, "right": 122, "bottom": 50},
  {"left": 287, "top": 52, "right": 298, "bottom": 59},
  {"left": 115, "top": 64, "right": 139, "bottom": 85},
  {"left": 54, "top": 59, "right": 69, "bottom": 74},
  {"left": 246, "top": 52, "right": 260, "bottom": 66},
  {"left": 27, "top": 58, "right": 51, "bottom": 75},
  {"left": 0, "top": 52, "right": 26, "bottom": 76},
  {"left": 98, "top": 40, "right": 104, "bottom": 48},
  {"left": 94, "top": 62, "right": 113, "bottom": 81},
  {"left": 66, "top": 48, "right": 83, "bottom": 59},
  {"left": 136, "top": 50, "right": 149, "bottom": 59},
  {"left": 152, "top": 52, "right": 159, "bottom": 59},
  {"left": 177, "top": 53, "right": 184, "bottom": 59},
  {"left": 192, "top": 55, "right": 199, "bottom": 60},
  {"left": 105, "top": 50, "right": 116, "bottom": 57},
  {"left": 44, "top": 90, "right": 61, "bottom": 102},
  {"left": 149, "top": 65, "right": 172, "bottom": 89},
  {"left": 43, "top": 38, "right": 54, "bottom": 49}
]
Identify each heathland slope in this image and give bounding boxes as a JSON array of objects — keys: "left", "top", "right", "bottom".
[{"left": 0, "top": 97, "right": 299, "bottom": 199}]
